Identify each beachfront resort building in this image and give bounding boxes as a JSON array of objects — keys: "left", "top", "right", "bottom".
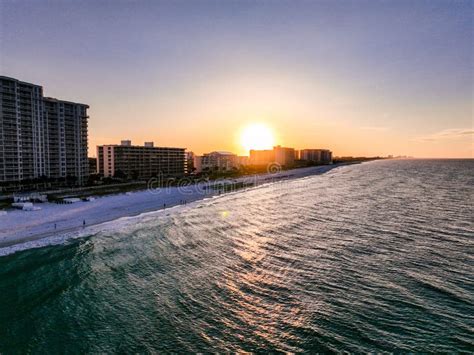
[
  {"left": 96, "top": 140, "right": 186, "bottom": 179},
  {"left": 0, "top": 76, "right": 89, "bottom": 187},
  {"left": 185, "top": 151, "right": 195, "bottom": 173},
  {"left": 274, "top": 145, "right": 295, "bottom": 167},
  {"left": 237, "top": 156, "right": 250, "bottom": 167},
  {"left": 250, "top": 146, "right": 295, "bottom": 168},
  {"left": 88, "top": 158, "right": 97, "bottom": 175},
  {"left": 300, "top": 149, "right": 333, "bottom": 164},
  {"left": 193, "top": 151, "right": 238, "bottom": 173},
  {"left": 249, "top": 149, "right": 274, "bottom": 166}
]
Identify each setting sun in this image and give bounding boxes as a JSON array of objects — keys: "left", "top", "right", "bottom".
[{"left": 240, "top": 123, "right": 275, "bottom": 154}]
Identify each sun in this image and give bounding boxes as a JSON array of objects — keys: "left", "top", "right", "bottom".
[{"left": 240, "top": 123, "right": 275, "bottom": 154}]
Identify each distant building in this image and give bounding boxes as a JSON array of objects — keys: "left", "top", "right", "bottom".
[
  {"left": 88, "top": 158, "right": 97, "bottom": 175},
  {"left": 97, "top": 140, "right": 186, "bottom": 179},
  {"left": 0, "top": 76, "right": 89, "bottom": 186},
  {"left": 186, "top": 151, "right": 195, "bottom": 173},
  {"left": 193, "top": 156, "right": 202, "bottom": 173},
  {"left": 249, "top": 149, "right": 274, "bottom": 166},
  {"left": 250, "top": 146, "right": 295, "bottom": 167},
  {"left": 237, "top": 156, "right": 250, "bottom": 167},
  {"left": 274, "top": 146, "right": 295, "bottom": 167},
  {"left": 300, "top": 149, "right": 332, "bottom": 164},
  {"left": 294, "top": 149, "right": 300, "bottom": 160},
  {"left": 194, "top": 151, "right": 238, "bottom": 173}
]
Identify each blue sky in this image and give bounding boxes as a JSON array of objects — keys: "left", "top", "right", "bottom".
[{"left": 1, "top": 0, "right": 472, "bottom": 157}]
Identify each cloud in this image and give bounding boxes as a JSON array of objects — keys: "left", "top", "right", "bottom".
[{"left": 415, "top": 128, "right": 474, "bottom": 142}]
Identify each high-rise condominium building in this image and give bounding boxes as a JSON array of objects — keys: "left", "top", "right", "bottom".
[
  {"left": 274, "top": 145, "right": 295, "bottom": 167},
  {"left": 300, "top": 149, "right": 333, "bottom": 164},
  {"left": 185, "top": 151, "right": 195, "bottom": 173},
  {"left": 249, "top": 149, "right": 275, "bottom": 166},
  {"left": 249, "top": 146, "right": 295, "bottom": 167},
  {"left": 96, "top": 140, "right": 186, "bottom": 179},
  {"left": 0, "top": 76, "right": 89, "bottom": 186}
]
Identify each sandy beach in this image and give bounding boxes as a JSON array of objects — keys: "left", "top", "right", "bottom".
[{"left": 0, "top": 164, "right": 342, "bottom": 250}]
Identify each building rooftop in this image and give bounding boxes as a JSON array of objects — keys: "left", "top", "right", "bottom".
[
  {"left": 0, "top": 76, "right": 89, "bottom": 107},
  {"left": 99, "top": 140, "right": 186, "bottom": 150},
  {"left": 43, "top": 96, "right": 89, "bottom": 108},
  {"left": 0, "top": 75, "right": 42, "bottom": 88},
  {"left": 208, "top": 151, "right": 236, "bottom": 156}
]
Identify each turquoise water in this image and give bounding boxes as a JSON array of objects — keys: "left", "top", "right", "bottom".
[{"left": 1, "top": 160, "right": 473, "bottom": 352}]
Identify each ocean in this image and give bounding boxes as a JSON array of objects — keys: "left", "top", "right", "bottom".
[{"left": 0, "top": 159, "right": 473, "bottom": 352}]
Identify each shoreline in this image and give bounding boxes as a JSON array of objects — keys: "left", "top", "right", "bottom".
[{"left": 0, "top": 163, "right": 349, "bottom": 251}]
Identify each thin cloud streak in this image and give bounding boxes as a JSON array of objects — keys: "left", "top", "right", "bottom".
[{"left": 414, "top": 128, "right": 474, "bottom": 142}]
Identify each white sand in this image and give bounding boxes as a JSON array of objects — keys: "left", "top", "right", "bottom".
[{"left": 0, "top": 165, "right": 340, "bottom": 249}]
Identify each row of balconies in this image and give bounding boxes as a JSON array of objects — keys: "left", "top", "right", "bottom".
[{"left": 1, "top": 102, "right": 17, "bottom": 109}]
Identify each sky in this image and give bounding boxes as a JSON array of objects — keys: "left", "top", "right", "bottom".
[{"left": 1, "top": 0, "right": 472, "bottom": 158}]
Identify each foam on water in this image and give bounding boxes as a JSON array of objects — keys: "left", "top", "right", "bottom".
[
  {"left": 0, "top": 202, "right": 192, "bottom": 257},
  {"left": 0, "top": 160, "right": 473, "bottom": 352}
]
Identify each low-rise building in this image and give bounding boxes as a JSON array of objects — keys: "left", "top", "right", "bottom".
[
  {"left": 97, "top": 140, "right": 186, "bottom": 179},
  {"left": 194, "top": 151, "right": 238, "bottom": 173}
]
